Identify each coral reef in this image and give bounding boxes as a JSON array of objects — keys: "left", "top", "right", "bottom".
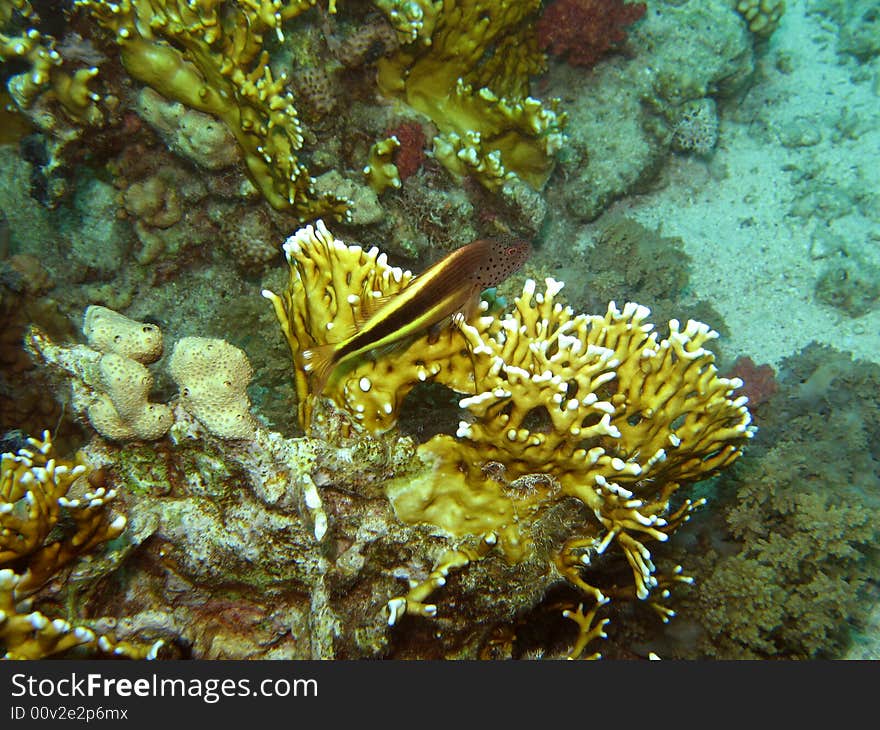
[
  {"left": 376, "top": 0, "right": 566, "bottom": 193},
  {"left": 293, "top": 66, "right": 339, "bottom": 123},
  {"left": 669, "top": 344, "right": 880, "bottom": 659},
  {"left": 0, "top": 430, "right": 124, "bottom": 593},
  {"left": 14, "top": 235, "right": 747, "bottom": 659},
  {"left": 335, "top": 18, "right": 399, "bottom": 68},
  {"left": 0, "top": 430, "right": 160, "bottom": 658},
  {"left": 74, "top": 0, "right": 347, "bottom": 218},
  {"left": 0, "top": 0, "right": 105, "bottom": 128},
  {"left": 3, "top": 0, "right": 872, "bottom": 664},
  {"left": 537, "top": 0, "right": 647, "bottom": 68},
  {"left": 393, "top": 171, "right": 478, "bottom": 257},
  {"left": 265, "top": 222, "right": 753, "bottom": 654},
  {"left": 0, "top": 254, "right": 63, "bottom": 437},
  {"left": 543, "top": 0, "right": 754, "bottom": 222},
  {"left": 364, "top": 136, "right": 402, "bottom": 194}
]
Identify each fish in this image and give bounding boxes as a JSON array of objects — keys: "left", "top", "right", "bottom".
[{"left": 301, "top": 236, "right": 532, "bottom": 395}]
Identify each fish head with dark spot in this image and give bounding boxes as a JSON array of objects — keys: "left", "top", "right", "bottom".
[{"left": 472, "top": 237, "right": 532, "bottom": 289}]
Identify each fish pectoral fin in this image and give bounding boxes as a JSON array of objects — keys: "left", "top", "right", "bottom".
[
  {"left": 454, "top": 292, "right": 483, "bottom": 326},
  {"left": 299, "top": 343, "right": 338, "bottom": 396},
  {"left": 356, "top": 286, "right": 402, "bottom": 325}
]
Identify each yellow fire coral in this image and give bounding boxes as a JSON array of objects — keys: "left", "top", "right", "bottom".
[
  {"left": 375, "top": 0, "right": 566, "bottom": 191},
  {"left": 364, "top": 136, "right": 402, "bottom": 194},
  {"left": 398, "top": 284, "right": 752, "bottom": 590},
  {"left": 0, "top": 0, "right": 104, "bottom": 126},
  {"left": 266, "top": 222, "right": 754, "bottom": 656},
  {"left": 0, "top": 431, "right": 165, "bottom": 659},
  {"left": 75, "top": 0, "right": 347, "bottom": 218},
  {"left": 264, "top": 220, "right": 482, "bottom": 433},
  {"left": 0, "top": 431, "right": 126, "bottom": 595}
]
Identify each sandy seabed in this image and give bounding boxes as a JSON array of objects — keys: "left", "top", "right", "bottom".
[{"left": 630, "top": 2, "right": 879, "bottom": 369}]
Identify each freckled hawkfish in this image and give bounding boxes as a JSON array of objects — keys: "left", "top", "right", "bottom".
[{"left": 302, "top": 237, "right": 532, "bottom": 395}]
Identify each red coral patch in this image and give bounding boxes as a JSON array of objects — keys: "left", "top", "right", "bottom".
[
  {"left": 537, "top": 0, "right": 647, "bottom": 68},
  {"left": 728, "top": 356, "right": 779, "bottom": 409},
  {"left": 386, "top": 121, "right": 427, "bottom": 181}
]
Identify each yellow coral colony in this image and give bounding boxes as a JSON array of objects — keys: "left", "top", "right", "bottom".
[
  {"left": 266, "top": 222, "right": 754, "bottom": 655},
  {"left": 263, "top": 219, "right": 475, "bottom": 433},
  {"left": 375, "top": 0, "right": 566, "bottom": 192},
  {"left": 74, "top": 0, "right": 347, "bottom": 218},
  {"left": 0, "top": 0, "right": 104, "bottom": 125},
  {"left": 0, "top": 431, "right": 137, "bottom": 659}
]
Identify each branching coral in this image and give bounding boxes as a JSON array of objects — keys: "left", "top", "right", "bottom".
[
  {"left": 0, "top": 430, "right": 157, "bottom": 659},
  {"left": 536, "top": 0, "right": 647, "bottom": 68},
  {"left": 364, "top": 136, "right": 403, "bottom": 194},
  {"left": 392, "top": 284, "right": 752, "bottom": 604},
  {"left": 0, "top": 0, "right": 104, "bottom": 126},
  {"left": 0, "top": 431, "right": 126, "bottom": 595},
  {"left": 266, "top": 222, "right": 754, "bottom": 656},
  {"left": 375, "top": 0, "right": 566, "bottom": 192},
  {"left": 74, "top": 0, "right": 348, "bottom": 218},
  {"left": 678, "top": 344, "right": 880, "bottom": 659}
]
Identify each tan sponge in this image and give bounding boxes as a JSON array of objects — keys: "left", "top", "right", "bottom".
[
  {"left": 83, "top": 305, "right": 164, "bottom": 363},
  {"left": 81, "top": 307, "right": 173, "bottom": 441},
  {"left": 86, "top": 353, "right": 173, "bottom": 441},
  {"left": 168, "top": 337, "right": 256, "bottom": 440}
]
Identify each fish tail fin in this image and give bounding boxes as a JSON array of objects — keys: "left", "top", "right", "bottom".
[{"left": 299, "top": 343, "right": 338, "bottom": 396}]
